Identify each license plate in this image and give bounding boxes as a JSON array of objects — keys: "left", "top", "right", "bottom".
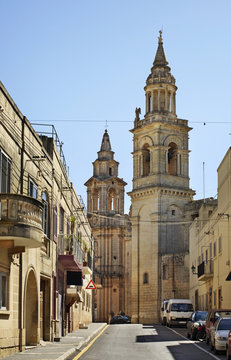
[{"left": 179, "top": 321, "right": 186, "bottom": 323}]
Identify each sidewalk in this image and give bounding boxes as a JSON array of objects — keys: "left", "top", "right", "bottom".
[{"left": 3, "top": 323, "right": 107, "bottom": 360}]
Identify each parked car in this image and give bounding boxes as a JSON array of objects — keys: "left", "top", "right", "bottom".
[
  {"left": 210, "top": 317, "right": 231, "bottom": 354},
  {"left": 110, "top": 315, "right": 131, "bottom": 324},
  {"left": 186, "top": 311, "right": 208, "bottom": 340},
  {"left": 166, "top": 299, "right": 193, "bottom": 327},
  {"left": 161, "top": 300, "right": 169, "bottom": 325},
  {"left": 205, "top": 309, "right": 231, "bottom": 344}
]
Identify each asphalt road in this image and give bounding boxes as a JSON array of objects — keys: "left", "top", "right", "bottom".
[{"left": 71, "top": 324, "right": 227, "bottom": 360}]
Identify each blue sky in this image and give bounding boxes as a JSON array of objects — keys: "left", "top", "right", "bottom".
[{"left": 1, "top": 0, "right": 231, "bottom": 213}]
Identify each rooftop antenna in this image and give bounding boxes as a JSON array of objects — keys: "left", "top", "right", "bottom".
[{"left": 105, "top": 120, "right": 108, "bottom": 131}]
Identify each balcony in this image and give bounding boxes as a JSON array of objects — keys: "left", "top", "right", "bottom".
[
  {"left": 66, "top": 286, "right": 83, "bottom": 306},
  {"left": 95, "top": 265, "right": 124, "bottom": 278},
  {"left": 0, "top": 193, "right": 43, "bottom": 249},
  {"left": 83, "top": 253, "right": 93, "bottom": 275},
  {"left": 197, "top": 260, "right": 213, "bottom": 281},
  {"left": 58, "top": 235, "right": 83, "bottom": 271}
]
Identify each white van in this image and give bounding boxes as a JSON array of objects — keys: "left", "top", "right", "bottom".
[
  {"left": 160, "top": 299, "right": 169, "bottom": 325},
  {"left": 166, "top": 299, "right": 193, "bottom": 327}
]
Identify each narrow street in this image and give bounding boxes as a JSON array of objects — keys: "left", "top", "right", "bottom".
[{"left": 72, "top": 324, "right": 226, "bottom": 360}]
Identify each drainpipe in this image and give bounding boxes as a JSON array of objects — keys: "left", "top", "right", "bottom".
[{"left": 19, "top": 116, "right": 25, "bottom": 351}]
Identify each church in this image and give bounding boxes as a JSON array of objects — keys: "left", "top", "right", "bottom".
[{"left": 85, "top": 32, "right": 201, "bottom": 323}]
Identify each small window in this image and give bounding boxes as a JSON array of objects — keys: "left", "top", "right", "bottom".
[
  {"left": 213, "top": 290, "right": 217, "bottom": 307},
  {"left": 0, "top": 150, "right": 12, "bottom": 193},
  {"left": 59, "top": 207, "right": 65, "bottom": 234},
  {"left": 143, "top": 272, "right": 149, "bottom": 284},
  {"left": 0, "top": 272, "right": 8, "bottom": 310},
  {"left": 29, "top": 179, "right": 37, "bottom": 198},
  {"left": 218, "top": 237, "right": 222, "bottom": 254},
  {"left": 171, "top": 210, "right": 175, "bottom": 216},
  {"left": 42, "top": 192, "right": 49, "bottom": 237},
  {"left": 213, "top": 241, "right": 217, "bottom": 257},
  {"left": 53, "top": 207, "right": 57, "bottom": 239},
  {"left": 109, "top": 167, "right": 112, "bottom": 176}
]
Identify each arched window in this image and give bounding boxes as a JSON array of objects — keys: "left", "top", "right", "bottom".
[
  {"left": 108, "top": 188, "right": 116, "bottom": 211},
  {"left": 42, "top": 192, "right": 49, "bottom": 237},
  {"left": 168, "top": 142, "right": 177, "bottom": 175},
  {"left": 142, "top": 144, "right": 150, "bottom": 176},
  {"left": 93, "top": 189, "right": 99, "bottom": 211}
]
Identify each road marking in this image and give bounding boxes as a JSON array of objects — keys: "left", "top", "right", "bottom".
[
  {"left": 72, "top": 325, "right": 109, "bottom": 360},
  {"left": 169, "top": 327, "right": 221, "bottom": 360}
]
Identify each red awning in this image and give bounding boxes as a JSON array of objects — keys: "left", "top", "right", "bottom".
[{"left": 58, "top": 255, "right": 82, "bottom": 271}]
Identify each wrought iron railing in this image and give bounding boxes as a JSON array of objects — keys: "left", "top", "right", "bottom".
[{"left": 58, "top": 234, "right": 83, "bottom": 265}]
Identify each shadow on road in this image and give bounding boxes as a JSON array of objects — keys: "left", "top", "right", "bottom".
[{"left": 136, "top": 324, "right": 189, "bottom": 343}]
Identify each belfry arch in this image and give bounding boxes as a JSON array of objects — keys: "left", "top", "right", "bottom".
[
  {"left": 168, "top": 142, "right": 178, "bottom": 175},
  {"left": 142, "top": 144, "right": 150, "bottom": 176}
]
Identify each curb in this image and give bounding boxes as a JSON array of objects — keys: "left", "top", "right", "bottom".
[{"left": 59, "top": 323, "right": 108, "bottom": 360}]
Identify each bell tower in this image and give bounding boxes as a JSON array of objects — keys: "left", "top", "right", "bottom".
[
  {"left": 85, "top": 130, "right": 131, "bottom": 322},
  {"left": 129, "top": 32, "right": 195, "bottom": 324}
]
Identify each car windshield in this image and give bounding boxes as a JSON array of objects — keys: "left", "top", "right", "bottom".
[
  {"left": 164, "top": 301, "right": 169, "bottom": 310},
  {"left": 171, "top": 303, "right": 193, "bottom": 312},
  {"left": 195, "top": 311, "right": 207, "bottom": 321},
  {"left": 218, "top": 319, "right": 231, "bottom": 330}
]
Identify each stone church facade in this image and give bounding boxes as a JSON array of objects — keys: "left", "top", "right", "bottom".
[
  {"left": 86, "top": 32, "right": 202, "bottom": 324},
  {"left": 85, "top": 130, "right": 132, "bottom": 322}
]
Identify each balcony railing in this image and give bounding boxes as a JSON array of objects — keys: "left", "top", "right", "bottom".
[
  {"left": 197, "top": 260, "right": 213, "bottom": 281},
  {"left": 0, "top": 193, "right": 43, "bottom": 248},
  {"left": 95, "top": 265, "right": 124, "bottom": 277},
  {"left": 58, "top": 234, "right": 83, "bottom": 267},
  {"left": 83, "top": 253, "right": 93, "bottom": 275}
]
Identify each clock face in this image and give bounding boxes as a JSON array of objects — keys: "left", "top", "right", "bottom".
[{"left": 92, "top": 215, "right": 98, "bottom": 225}]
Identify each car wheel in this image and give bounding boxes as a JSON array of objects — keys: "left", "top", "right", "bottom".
[{"left": 191, "top": 330, "right": 196, "bottom": 340}]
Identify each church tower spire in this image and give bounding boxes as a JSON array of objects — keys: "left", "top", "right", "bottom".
[{"left": 144, "top": 31, "right": 177, "bottom": 119}]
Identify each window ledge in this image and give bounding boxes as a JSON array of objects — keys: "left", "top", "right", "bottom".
[{"left": 0, "top": 310, "right": 11, "bottom": 316}]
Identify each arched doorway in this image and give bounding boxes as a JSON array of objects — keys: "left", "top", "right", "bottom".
[{"left": 25, "top": 270, "right": 39, "bottom": 345}]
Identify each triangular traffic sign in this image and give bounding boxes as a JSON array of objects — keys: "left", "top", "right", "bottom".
[{"left": 86, "top": 280, "right": 96, "bottom": 289}]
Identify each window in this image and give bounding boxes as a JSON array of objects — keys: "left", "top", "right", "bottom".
[
  {"left": 29, "top": 179, "right": 37, "bottom": 198},
  {"left": 42, "top": 192, "right": 49, "bottom": 237},
  {"left": 53, "top": 207, "right": 57, "bottom": 240},
  {"left": 0, "top": 150, "right": 12, "bottom": 193},
  {"left": 171, "top": 210, "right": 175, "bottom": 216},
  {"left": 205, "top": 249, "right": 208, "bottom": 264},
  {"left": 213, "top": 290, "right": 217, "bottom": 307},
  {"left": 213, "top": 241, "right": 217, "bottom": 257},
  {"left": 0, "top": 272, "right": 7, "bottom": 310},
  {"left": 218, "top": 236, "right": 222, "bottom": 254},
  {"left": 143, "top": 273, "right": 149, "bottom": 284},
  {"left": 109, "top": 167, "right": 112, "bottom": 176},
  {"left": 59, "top": 207, "right": 65, "bottom": 234}
]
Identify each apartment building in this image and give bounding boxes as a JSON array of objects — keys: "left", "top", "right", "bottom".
[
  {"left": 189, "top": 148, "right": 231, "bottom": 310},
  {"left": 0, "top": 81, "right": 93, "bottom": 357}
]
